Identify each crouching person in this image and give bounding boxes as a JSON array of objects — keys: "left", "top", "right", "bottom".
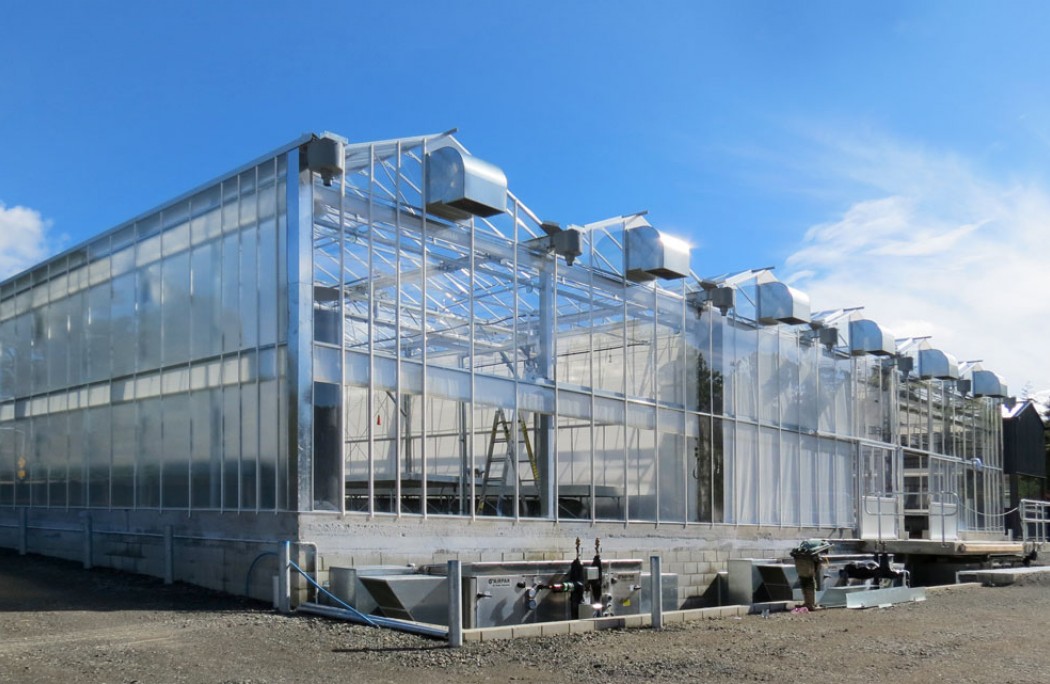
[{"left": 790, "top": 539, "right": 831, "bottom": 611}]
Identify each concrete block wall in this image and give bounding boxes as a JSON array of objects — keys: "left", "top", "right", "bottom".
[
  {"left": 0, "top": 507, "right": 297, "bottom": 602},
  {"left": 1, "top": 506, "right": 849, "bottom": 607},
  {"left": 301, "top": 514, "right": 849, "bottom": 608}
]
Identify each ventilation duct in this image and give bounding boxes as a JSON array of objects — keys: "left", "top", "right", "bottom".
[
  {"left": 972, "top": 370, "right": 1008, "bottom": 398},
  {"left": 425, "top": 147, "right": 507, "bottom": 220},
  {"left": 849, "top": 320, "right": 895, "bottom": 356},
  {"left": 918, "top": 348, "right": 960, "bottom": 380},
  {"left": 624, "top": 225, "right": 690, "bottom": 282},
  {"left": 756, "top": 282, "right": 810, "bottom": 325}
]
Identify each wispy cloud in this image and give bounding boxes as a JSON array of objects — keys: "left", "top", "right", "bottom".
[
  {"left": 0, "top": 202, "right": 54, "bottom": 280},
  {"left": 784, "top": 131, "right": 1050, "bottom": 392}
]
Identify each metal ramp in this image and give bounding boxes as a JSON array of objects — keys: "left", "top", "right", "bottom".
[{"left": 477, "top": 409, "right": 539, "bottom": 515}]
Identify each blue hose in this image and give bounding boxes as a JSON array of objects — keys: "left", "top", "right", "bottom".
[
  {"left": 245, "top": 551, "right": 279, "bottom": 597},
  {"left": 288, "top": 558, "right": 377, "bottom": 627}
]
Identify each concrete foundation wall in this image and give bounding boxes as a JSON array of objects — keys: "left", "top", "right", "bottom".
[
  {"left": 0, "top": 507, "right": 853, "bottom": 608},
  {"left": 299, "top": 514, "right": 850, "bottom": 608},
  {"left": 0, "top": 508, "right": 298, "bottom": 602}
]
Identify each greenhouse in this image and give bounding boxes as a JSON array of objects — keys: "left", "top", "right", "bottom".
[{"left": 0, "top": 130, "right": 1014, "bottom": 605}]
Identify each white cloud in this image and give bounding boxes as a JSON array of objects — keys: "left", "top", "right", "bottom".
[
  {"left": 0, "top": 202, "right": 54, "bottom": 281},
  {"left": 784, "top": 132, "right": 1050, "bottom": 393}
]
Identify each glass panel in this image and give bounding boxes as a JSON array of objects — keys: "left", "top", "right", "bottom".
[
  {"left": 162, "top": 392, "right": 190, "bottom": 508},
  {"left": 758, "top": 327, "right": 779, "bottom": 426},
  {"left": 222, "top": 383, "right": 240, "bottom": 510},
  {"left": 258, "top": 218, "right": 278, "bottom": 347},
  {"left": 161, "top": 252, "right": 192, "bottom": 366},
  {"left": 87, "top": 405, "right": 111, "bottom": 507},
  {"left": 137, "top": 263, "right": 162, "bottom": 372},
  {"left": 424, "top": 393, "right": 466, "bottom": 515},
  {"left": 239, "top": 228, "right": 259, "bottom": 349},
  {"left": 137, "top": 396, "right": 161, "bottom": 507},
  {"left": 111, "top": 402, "right": 135, "bottom": 507},
  {"left": 67, "top": 408, "right": 85, "bottom": 507},
  {"left": 758, "top": 427, "right": 779, "bottom": 524},
  {"left": 240, "top": 377, "right": 259, "bottom": 510},
  {"left": 658, "top": 431, "right": 686, "bottom": 522},
  {"left": 86, "top": 284, "right": 111, "bottom": 384},
  {"left": 312, "top": 382, "right": 341, "bottom": 511},
  {"left": 190, "top": 388, "right": 222, "bottom": 509},
  {"left": 221, "top": 233, "right": 241, "bottom": 353},
  {"left": 111, "top": 273, "right": 136, "bottom": 378},
  {"left": 190, "top": 242, "right": 222, "bottom": 359},
  {"left": 596, "top": 422, "right": 626, "bottom": 522},
  {"left": 258, "top": 360, "right": 279, "bottom": 510}
]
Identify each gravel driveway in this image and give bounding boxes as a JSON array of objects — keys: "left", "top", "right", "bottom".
[{"left": 2, "top": 548, "right": 1049, "bottom": 683}]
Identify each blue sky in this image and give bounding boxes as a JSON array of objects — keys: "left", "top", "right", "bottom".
[{"left": 2, "top": 1, "right": 1050, "bottom": 391}]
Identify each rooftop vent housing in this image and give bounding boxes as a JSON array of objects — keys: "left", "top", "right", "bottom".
[
  {"left": 624, "top": 225, "right": 690, "bottom": 282},
  {"left": 849, "top": 319, "right": 895, "bottom": 357},
  {"left": 918, "top": 348, "right": 960, "bottom": 380},
  {"left": 426, "top": 147, "right": 507, "bottom": 220},
  {"left": 757, "top": 282, "right": 811, "bottom": 325},
  {"left": 972, "top": 370, "right": 1008, "bottom": 398}
]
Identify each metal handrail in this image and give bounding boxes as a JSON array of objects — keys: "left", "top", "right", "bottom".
[
  {"left": 927, "top": 490, "right": 960, "bottom": 543},
  {"left": 861, "top": 491, "right": 904, "bottom": 542},
  {"left": 1019, "top": 499, "right": 1050, "bottom": 544}
]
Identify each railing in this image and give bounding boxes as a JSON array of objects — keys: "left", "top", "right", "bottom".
[
  {"left": 927, "top": 491, "right": 960, "bottom": 543},
  {"left": 1019, "top": 499, "right": 1050, "bottom": 545},
  {"left": 861, "top": 492, "right": 903, "bottom": 542}
]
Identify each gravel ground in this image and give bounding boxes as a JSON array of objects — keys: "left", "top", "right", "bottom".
[{"left": 2, "top": 548, "right": 1050, "bottom": 684}]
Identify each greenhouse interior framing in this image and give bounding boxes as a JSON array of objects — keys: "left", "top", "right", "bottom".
[{"left": 0, "top": 130, "right": 1037, "bottom": 620}]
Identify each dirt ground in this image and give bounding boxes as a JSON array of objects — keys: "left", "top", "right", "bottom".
[{"left": 2, "top": 548, "right": 1050, "bottom": 684}]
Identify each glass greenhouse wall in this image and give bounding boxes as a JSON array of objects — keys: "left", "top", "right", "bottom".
[
  {"left": 0, "top": 130, "right": 1008, "bottom": 539},
  {"left": 0, "top": 152, "right": 291, "bottom": 512}
]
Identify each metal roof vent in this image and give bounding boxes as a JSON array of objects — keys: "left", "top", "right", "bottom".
[
  {"left": 425, "top": 147, "right": 507, "bottom": 220},
  {"left": 849, "top": 319, "right": 895, "bottom": 356},
  {"left": 918, "top": 348, "right": 960, "bottom": 380},
  {"left": 304, "top": 136, "right": 345, "bottom": 186},
  {"left": 756, "top": 282, "right": 810, "bottom": 325},
  {"left": 972, "top": 370, "right": 1008, "bottom": 398},
  {"left": 624, "top": 225, "right": 690, "bottom": 282}
]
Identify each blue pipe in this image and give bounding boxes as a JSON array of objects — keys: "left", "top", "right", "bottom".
[
  {"left": 244, "top": 551, "right": 279, "bottom": 597},
  {"left": 288, "top": 558, "right": 377, "bottom": 627}
]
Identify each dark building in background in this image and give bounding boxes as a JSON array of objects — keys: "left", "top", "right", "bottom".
[{"left": 1003, "top": 401, "right": 1047, "bottom": 537}]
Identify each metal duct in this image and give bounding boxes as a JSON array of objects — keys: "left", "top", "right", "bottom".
[
  {"left": 426, "top": 147, "right": 507, "bottom": 220},
  {"left": 918, "top": 348, "right": 960, "bottom": 380},
  {"left": 756, "top": 282, "right": 811, "bottom": 325},
  {"left": 972, "top": 370, "right": 1008, "bottom": 398},
  {"left": 849, "top": 319, "right": 895, "bottom": 356},
  {"left": 624, "top": 225, "right": 690, "bottom": 282}
]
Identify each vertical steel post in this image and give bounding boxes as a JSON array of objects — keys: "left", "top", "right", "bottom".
[
  {"left": 650, "top": 555, "right": 663, "bottom": 630},
  {"left": 447, "top": 559, "right": 463, "bottom": 647},
  {"left": 278, "top": 540, "right": 292, "bottom": 613},
  {"left": 163, "top": 525, "right": 174, "bottom": 584}
]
